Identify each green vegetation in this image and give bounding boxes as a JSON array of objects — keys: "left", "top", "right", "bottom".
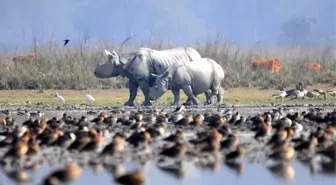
[
  {"left": 0, "top": 39, "right": 335, "bottom": 91},
  {"left": 0, "top": 88, "right": 334, "bottom": 108}
]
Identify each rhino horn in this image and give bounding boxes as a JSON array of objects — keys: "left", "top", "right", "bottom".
[
  {"left": 149, "top": 73, "right": 158, "bottom": 80},
  {"left": 149, "top": 73, "right": 158, "bottom": 87},
  {"left": 150, "top": 73, "right": 158, "bottom": 78}
]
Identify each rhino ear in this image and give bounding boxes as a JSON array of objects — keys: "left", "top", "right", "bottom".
[
  {"left": 104, "top": 49, "right": 114, "bottom": 61},
  {"left": 112, "top": 51, "right": 118, "bottom": 57},
  {"left": 120, "top": 55, "right": 133, "bottom": 65},
  {"left": 104, "top": 49, "right": 113, "bottom": 56}
]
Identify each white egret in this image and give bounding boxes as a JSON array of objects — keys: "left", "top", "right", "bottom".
[
  {"left": 55, "top": 93, "right": 65, "bottom": 103},
  {"left": 326, "top": 89, "right": 336, "bottom": 97},
  {"left": 85, "top": 94, "right": 95, "bottom": 103}
]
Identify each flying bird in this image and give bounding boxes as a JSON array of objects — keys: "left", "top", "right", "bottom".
[{"left": 63, "top": 39, "right": 70, "bottom": 46}]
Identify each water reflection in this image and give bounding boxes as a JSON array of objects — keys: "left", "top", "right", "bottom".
[
  {"left": 267, "top": 162, "right": 295, "bottom": 182},
  {"left": 3, "top": 170, "right": 30, "bottom": 184},
  {"left": 225, "top": 161, "right": 245, "bottom": 176},
  {"left": 320, "top": 161, "right": 336, "bottom": 175},
  {"left": 157, "top": 160, "right": 185, "bottom": 179},
  {"left": 0, "top": 160, "right": 335, "bottom": 185}
]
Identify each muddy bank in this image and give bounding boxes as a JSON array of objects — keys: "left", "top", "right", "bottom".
[{"left": 0, "top": 103, "right": 335, "bottom": 115}]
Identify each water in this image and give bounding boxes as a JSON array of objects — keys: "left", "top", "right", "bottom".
[
  {"left": 1, "top": 108, "right": 335, "bottom": 185},
  {"left": 0, "top": 160, "right": 335, "bottom": 185}
]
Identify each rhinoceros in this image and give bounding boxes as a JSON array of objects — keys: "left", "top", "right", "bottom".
[
  {"left": 94, "top": 47, "right": 211, "bottom": 106},
  {"left": 148, "top": 58, "right": 225, "bottom": 106}
]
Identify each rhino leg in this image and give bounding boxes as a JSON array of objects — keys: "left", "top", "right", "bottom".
[
  {"left": 181, "top": 85, "right": 201, "bottom": 106},
  {"left": 139, "top": 81, "right": 152, "bottom": 106},
  {"left": 184, "top": 91, "right": 209, "bottom": 105},
  {"left": 217, "top": 87, "right": 224, "bottom": 104},
  {"left": 204, "top": 89, "right": 212, "bottom": 104},
  {"left": 124, "top": 81, "right": 139, "bottom": 106},
  {"left": 185, "top": 96, "right": 194, "bottom": 104},
  {"left": 207, "top": 83, "right": 221, "bottom": 105},
  {"left": 183, "top": 99, "right": 193, "bottom": 106},
  {"left": 170, "top": 88, "right": 180, "bottom": 106},
  {"left": 185, "top": 92, "right": 206, "bottom": 104}
]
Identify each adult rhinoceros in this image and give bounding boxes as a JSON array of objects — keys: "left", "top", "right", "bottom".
[{"left": 94, "top": 47, "right": 209, "bottom": 106}]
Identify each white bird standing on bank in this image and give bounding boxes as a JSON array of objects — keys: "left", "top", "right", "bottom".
[
  {"left": 272, "top": 90, "right": 287, "bottom": 99},
  {"left": 85, "top": 94, "right": 95, "bottom": 103},
  {"left": 326, "top": 89, "right": 336, "bottom": 97},
  {"left": 55, "top": 93, "right": 65, "bottom": 103}
]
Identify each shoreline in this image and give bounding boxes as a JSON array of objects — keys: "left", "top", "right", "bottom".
[
  {"left": 0, "top": 103, "right": 335, "bottom": 113},
  {"left": 0, "top": 86, "right": 334, "bottom": 111}
]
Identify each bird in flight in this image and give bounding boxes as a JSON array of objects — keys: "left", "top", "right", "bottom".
[{"left": 64, "top": 39, "right": 70, "bottom": 46}]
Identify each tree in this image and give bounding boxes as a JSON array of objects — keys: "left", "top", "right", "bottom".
[{"left": 279, "top": 17, "right": 315, "bottom": 46}]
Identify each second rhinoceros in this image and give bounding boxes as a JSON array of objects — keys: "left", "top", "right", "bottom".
[{"left": 148, "top": 58, "right": 225, "bottom": 106}]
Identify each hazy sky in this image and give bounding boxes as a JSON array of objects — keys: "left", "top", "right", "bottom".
[{"left": 0, "top": 0, "right": 335, "bottom": 50}]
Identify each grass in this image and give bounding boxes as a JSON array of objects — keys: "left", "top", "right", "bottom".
[
  {"left": 0, "top": 38, "right": 335, "bottom": 91},
  {"left": 0, "top": 38, "right": 335, "bottom": 107},
  {"left": 0, "top": 86, "right": 334, "bottom": 108}
]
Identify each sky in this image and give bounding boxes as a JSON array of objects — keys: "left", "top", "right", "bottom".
[{"left": 0, "top": 0, "right": 335, "bottom": 50}]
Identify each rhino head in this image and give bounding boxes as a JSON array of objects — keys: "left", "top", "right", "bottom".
[
  {"left": 94, "top": 49, "right": 127, "bottom": 78},
  {"left": 149, "top": 64, "right": 180, "bottom": 101}
]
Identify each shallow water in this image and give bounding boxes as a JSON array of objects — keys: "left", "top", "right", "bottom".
[
  {"left": 1, "top": 108, "right": 335, "bottom": 185},
  {"left": 0, "top": 160, "right": 335, "bottom": 185}
]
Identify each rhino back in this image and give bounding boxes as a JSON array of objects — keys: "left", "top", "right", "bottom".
[
  {"left": 210, "top": 58, "right": 225, "bottom": 79},
  {"left": 121, "top": 47, "right": 201, "bottom": 82},
  {"left": 149, "top": 48, "right": 201, "bottom": 74}
]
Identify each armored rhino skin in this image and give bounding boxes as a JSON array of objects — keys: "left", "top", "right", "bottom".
[
  {"left": 148, "top": 58, "right": 225, "bottom": 106},
  {"left": 94, "top": 47, "right": 210, "bottom": 106}
]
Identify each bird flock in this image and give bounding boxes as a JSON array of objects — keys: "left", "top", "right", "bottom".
[
  {"left": 272, "top": 82, "right": 336, "bottom": 101},
  {"left": 0, "top": 105, "right": 335, "bottom": 184}
]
